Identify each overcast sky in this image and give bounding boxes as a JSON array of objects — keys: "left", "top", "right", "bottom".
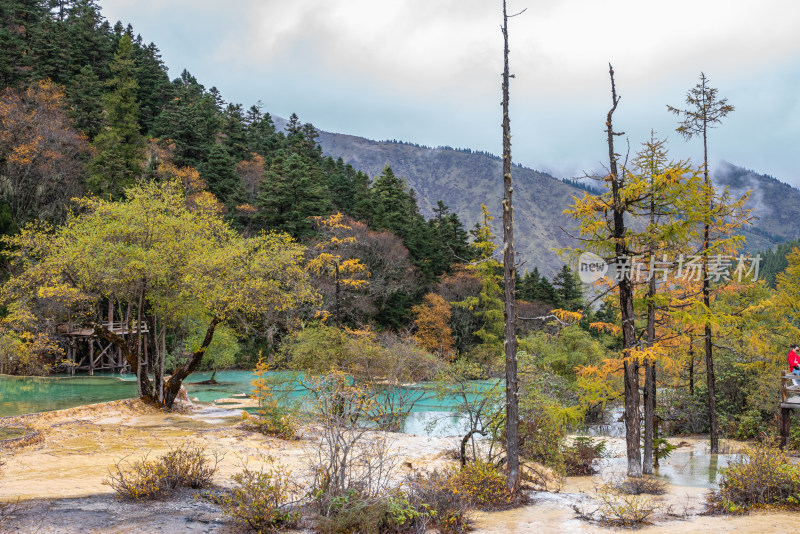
[{"left": 101, "top": 0, "right": 800, "bottom": 185}]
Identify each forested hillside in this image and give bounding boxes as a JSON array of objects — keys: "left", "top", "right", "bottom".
[
  {"left": 0, "top": 0, "right": 584, "bottom": 359},
  {"left": 285, "top": 119, "right": 583, "bottom": 275}
]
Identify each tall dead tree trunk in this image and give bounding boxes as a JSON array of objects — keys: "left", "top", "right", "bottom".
[
  {"left": 501, "top": 0, "right": 520, "bottom": 491},
  {"left": 606, "top": 64, "right": 642, "bottom": 478}
]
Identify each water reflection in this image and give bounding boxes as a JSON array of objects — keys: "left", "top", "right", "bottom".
[
  {"left": 654, "top": 450, "right": 730, "bottom": 489},
  {"left": 403, "top": 411, "right": 471, "bottom": 436},
  {"left": 0, "top": 375, "right": 136, "bottom": 417}
]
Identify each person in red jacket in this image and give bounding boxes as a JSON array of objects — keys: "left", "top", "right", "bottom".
[{"left": 789, "top": 344, "right": 800, "bottom": 387}]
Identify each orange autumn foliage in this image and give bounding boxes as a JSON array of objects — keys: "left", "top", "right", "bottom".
[{"left": 412, "top": 293, "right": 456, "bottom": 360}]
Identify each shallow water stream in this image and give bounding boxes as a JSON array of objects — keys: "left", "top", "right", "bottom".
[{"left": 4, "top": 372, "right": 795, "bottom": 533}]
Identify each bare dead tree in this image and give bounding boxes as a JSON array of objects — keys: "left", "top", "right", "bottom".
[
  {"left": 605, "top": 64, "right": 642, "bottom": 478},
  {"left": 501, "top": 0, "right": 525, "bottom": 491}
]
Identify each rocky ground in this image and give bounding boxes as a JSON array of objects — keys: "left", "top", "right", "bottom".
[{"left": 1, "top": 400, "right": 798, "bottom": 533}]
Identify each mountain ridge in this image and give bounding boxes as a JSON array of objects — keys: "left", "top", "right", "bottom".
[{"left": 274, "top": 117, "right": 799, "bottom": 276}]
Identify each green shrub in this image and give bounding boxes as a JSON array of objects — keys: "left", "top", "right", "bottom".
[
  {"left": 653, "top": 437, "right": 676, "bottom": 462},
  {"left": 708, "top": 444, "right": 800, "bottom": 512},
  {"left": 104, "top": 444, "right": 220, "bottom": 500},
  {"left": 315, "top": 489, "right": 423, "bottom": 534},
  {"left": 517, "top": 398, "right": 566, "bottom": 472},
  {"left": 562, "top": 437, "right": 606, "bottom": 476},
  {"left": 732, "top": 409, "right": 766, "bottom": 441},
  {"left": 789, "top": 423, "right": 800, "bottom": 450},
  {"left": 220, "top": 464, "right": 301, "bottom": 533}
]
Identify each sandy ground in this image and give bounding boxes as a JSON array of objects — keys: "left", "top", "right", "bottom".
[
  {"left": 0, "top": 400, "right": 798, "bottom": 533},
  {"left": 0, "top": 399, "right": 456, "bottom": 533}
]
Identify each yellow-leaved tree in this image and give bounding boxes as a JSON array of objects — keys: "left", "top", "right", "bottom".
[
  {"left": 2, "top": 180, "right": 319, "bottom": 407},
  {"left": 307, "top": 212, "right": 369, "bottom": 325}
]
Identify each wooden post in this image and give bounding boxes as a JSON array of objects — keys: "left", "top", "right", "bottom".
[
  {"left": 781, "top": 407, "right": 791, "bottom": 450},
  {"left": 783, "top": 371, "right": 790, "bottom": 404},
  {"left": 89, "top": 340, "right": 94, "bottom": 376}
]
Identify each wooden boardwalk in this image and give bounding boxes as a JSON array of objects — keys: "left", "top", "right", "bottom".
[{"left": 57, "top": 321, "right": 148, "bottom": 375}]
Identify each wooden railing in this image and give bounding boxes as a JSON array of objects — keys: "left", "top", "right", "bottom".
[
  {"left": 780, "top": 369, "right": 799, "bottom": 449},
  {"left": 56, "top": 321, "right": 149, "bottom": 336},
  {"left": 782, "top": 370, "right": 797, "bottom": 403}
]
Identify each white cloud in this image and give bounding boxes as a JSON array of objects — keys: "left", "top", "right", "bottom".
[{"left": 99, "top": 0, "right": 800, "bottom": 184}]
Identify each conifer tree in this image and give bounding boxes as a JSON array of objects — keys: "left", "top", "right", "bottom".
[
  {"left": 668, "top": 73, "right": 735, "bottom": 454},
  {"left": 565, "top": 65, "right": 642, "bottom": 477},
  {"left": 202, "top": 143, "right": 242, "bottom": 207},
  {"left": 245, "top": 104, "right": 282, "bottom": 160},
  {"left": 326, "top": 158, "right": 359, "bottom": 213},
  {"left": 63, "top": 0, "right": 114, "bottom": 79},
  {"left": 67, "top": 64, "right": 105, "bottom": 139},
  {"left": 152, "top": 70, "right": 220, "bottom": 168},
  {"left": 0, "top": 0, "right": 46, "bottom": 87},
  {"left": 88, "top": 34, "right": 144, "bottom": 198},
  {"left": 220, "top": 102, "right": 248, "bottom": 161},
  {"left": 552, "top": 265, "right": 583, "bottom": 311},
  {"left": 132, "top": 40, "right": 172, "bottom": 133},
  {"left": 518, "top": 268, "right": 540, "bottom": 301},
  {"left": 459, "top": 204, "right": 504, "bottom": 350},
  {"left": 370, "top": 165, "right": 418, "bottom": 237},
  {"left": 307, "top": 213, "right": 369, "bottom": 325},
  {"left": 257, "top": 152, "right": 331, "bottom": 238},
  {"left": 430, "top": 201, "right": 473, "bottom": 273},
  {"left": 536, "top": 276, "right": 560, "bottom": 307}
]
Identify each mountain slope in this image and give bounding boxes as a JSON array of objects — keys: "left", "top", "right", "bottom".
[
  {"left": 275, "top": 118, "right": 798, "bottom": 274},
  {"left": 311, "top": 129, "right": 583, "bottom": 276},
  {"left": 713, "top": 161, "right": 800, "bottom": 248}
]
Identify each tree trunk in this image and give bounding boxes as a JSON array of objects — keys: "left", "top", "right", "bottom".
[
  {"left": 334, "top": 261, "right": 340, "bottom": 325},
  {"left": 705, "top": 319, "right": 718, "bottom": 453},
  {"left": 501, "top": 0, "right": 519, "bottom": 492},
  {"left": 92, "top": 322, "right": 154, "bottom": 399},
  {"left": 652, "top": 365, "right": 660, "bottom": 469},
  {"left": 164, "top": 317, "right": 220, "bottom": 407},
  {"left": 623, "top": 358, "right": 642, "bottom": 477},
  {"left": 701, "top": 91, "right": 719, "bottom": 454},
  {"left": 688, "top": 337, "right": 694, "bottom": 396},
  {"left": 642, "top": 360, "right": 654, "bottom": 474},
  {"left": 152, "top": 315, "right": 163, "bottom": 404},
  {"left": 643, "top": 266, "right": 656, "bottom": 474},
  {"left": 606, "top": 64, "right": 641, "bottom": 478}
]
